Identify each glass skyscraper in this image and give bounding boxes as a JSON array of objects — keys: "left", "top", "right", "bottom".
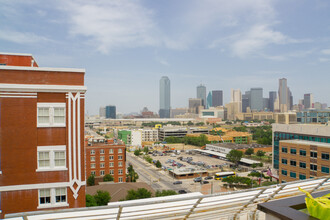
[
  {"left": 197, "top": 84, "right": 206, "bottom": 107},
  {"left": 105, "top": 105, "right": 116, "bottom": 119},
  {"left": 250, "top": 88, "right": 263, "bottom": 111},
  {"left": 212, "top": 90, "right": 223, "bottom": 107},
  {"left": 159, "top": 76, "right": 171, "bottom": 118}
]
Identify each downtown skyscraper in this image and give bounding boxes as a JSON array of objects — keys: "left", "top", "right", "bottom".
[
  {"left": 159, "top": 76, "right": 171, "bottom": 118},
  {"left": 196, "top": 84, "right": 206, "bottom": 107},
  {"left": 278, "top": 78, "right": 292, "bottom": 112}
]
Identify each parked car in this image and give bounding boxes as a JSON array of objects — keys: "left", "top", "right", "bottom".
[
  {"left": 204, "top": 176, "right": 213, "bottom": 180},
  {"left": 193, "top": 177, "right": 202, "bottom": 182},
  {"left": 178, "top": 190, "right": 187, "bottom": 194},
  {"left": 202, "top": 180, "right": 209, "bottom": 184},
  {"left": 173, "top": 181, "right": 182, "bottom": 185}
]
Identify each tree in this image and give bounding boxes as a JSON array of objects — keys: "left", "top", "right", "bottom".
[
  {"left": 155, "top": 190, "right": 177, "bottom": 197},
  {"left": 87, "top": 174, "right": 95, "bottom": 186},
  {"left": 86, "top": 194, "right": 97, "bottom": 207},
  {"left": 94, "top": 190, "right": 111, "bottom": 206},
  {"left": 103, "top": 174, "right": 114, "bottom": 182},
  {"left": 226, "top": 150, "right": 243, "bottom": 166},
  {"left": 256, "top": 150, "right": 265, "bottom": 158},
  {"left": 125, "top": 188, "right": 152, "bottom": 200},
  {"left": 155, "top": 160, "right": 162, "bottom": 168},
  {"left": 143, "top": 146, "right": 149, "bottom": 154},
  {"left": 127, "top": 164, "right": 139, "bottom": 182},
  {"left": 134, "top": 149, "right": 141, "bottom": 156},
  {"left": 187, "top": 121, "right": 194, "bottom": 126},
  {"left": 245, "top": 148, "right": 254, "bottom": 156}
]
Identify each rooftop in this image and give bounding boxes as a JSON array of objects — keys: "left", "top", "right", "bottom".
[{"left": 280, "top": 139, "right": 330, "bottom": 148}]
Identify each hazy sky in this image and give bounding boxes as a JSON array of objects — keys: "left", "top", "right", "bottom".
[{"left": 1, "top": 0, "right": 330, "bottom": 115}]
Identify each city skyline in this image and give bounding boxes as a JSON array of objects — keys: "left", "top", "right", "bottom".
[{"left": 1, "top": 1, "right": 330, "bottom": 114}]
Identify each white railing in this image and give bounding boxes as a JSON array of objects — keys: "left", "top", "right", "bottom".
[{"left": 6, "top": 176, "right": 330, "bottom": 220}]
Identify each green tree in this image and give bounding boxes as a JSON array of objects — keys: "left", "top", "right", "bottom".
[
  {"left": 155, "top": 190, "right": 177, "bottom": 197},
  {"left": 245, "top": 148, "right": 254, "bottom": 156},
  {"left": 256, "top": 150, "right": 265, "bottom": 158},
  {"left": 87, "top": 174, "right": 95, "bottom": 186},
  {"left": 155, "top": 160, "right": 162, "bottom": 168},
  {"left": 125, "top": 188, "right": 152, "bottom": 200},
  {"left": 134, "top": 149, "right": 141, "bottom": 156},
  {"left": 187, "top": 121, "right": 194, "bottom": 126},
  {"left": 127, "top": 164, "right": 139, "bottom": 182},
  {"left": 144, "top": 155, "right": 153, "bottom": 163},
  {"left": 226, "top": 150, "right": 243, "bottom": 166},
  {"left": 143, "top": 146, "right": 149, "bottom": 154},
  {"left": 94, "top": 190, "right": 111, "bottom": 206},
  {"left": 103, "top": 174, "right": 114, "bottom": 182},
  {"left": 86, "top": 194, "right": 97, "bottom": 207},
  {"left": 233, "top": 126, "right": 247, "bottom": 132}
]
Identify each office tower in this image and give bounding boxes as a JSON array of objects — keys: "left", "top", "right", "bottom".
[
  {"left": 230, "top": 89, "right": 242, "bottom": 113},
  {"left": 189, "top": 98, "right": 203, "bottom": 114},
  {"left": 206, "top": 92, "right": 212, "bottom": 109},
  {"left": 99, "top": 106, "right": 106, "bottom": 117},
  {"left": 0, "top": 53, "right": 86, "bottom": 217},
  {"left": 263, "top": 98, "right": 269, "bottom": 110},
  {"left": 242, "top": 91, "right": 250, "bottom": 113},
  {"left": 250, "top": 88, "right": 263, "bottom": 111},
  {"left": 304, "top": 93, "right": 313, "bottom": 109},
  {"left": 269, "top": 91, "right": 277, "bottom": 112},
  {"left": 212, "top": 90, "right": 223, "bottom": 107},
  {"left": 159, "top": 76, "right": 171, "bottom": 118},
  {"left": 197, "top": 84, "right": 206, "bottom": 107},
  {"left": 105, "top": 105, "right": 116, "bottom": 119},
  {"left": 278, "top": 78, "right": 292, "bottom": 112}
]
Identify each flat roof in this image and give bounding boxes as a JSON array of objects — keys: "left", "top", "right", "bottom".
[
  {"left": 206, "top": 143, "right": 269, "bottom": 150},
  {"left": 0, "top": 65, "right": 85, "bottom": 73},
  {"left": 280, "top": 139, "right": 330, "bottom": 148},
  {"left": 0, "top": 52, "right": 33, "bottom": 56},
  {"left": 170, "top": 168, "right": 207, "bottom": 175}
]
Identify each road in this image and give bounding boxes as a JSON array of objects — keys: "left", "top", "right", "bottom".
[{"left": 126, "top": 153, "right": 189, "bottom": 192}]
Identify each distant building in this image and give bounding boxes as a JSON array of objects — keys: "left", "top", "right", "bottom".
[
  {"left": 313, "top": 102, "right": 322, "bottom": 110},
  {"left": 141, "top": 129, "right": 158, "bottom": 142},
  {"left": 242, "top": 91, "right": 250, "bottom": 113},
  {"left": 250, "top": 88, "right": 263, "bottom": 111},
  {"left": 236, "top": 112, "right": 274, "bottom": 121},
  {"left": 141, "top": 107, "right": 155, "bottom": 118},
  {"left": 197, "top": 84, "right": 206, "bottom": 107},
  {"left": 297, "top": 109, "right": 330, "bottom": 124},
  {"left": 279, "top": 140, "right": 330, "bottom": 183},
  {"left": 106, "top": 105, "right": 116, "bottom": 119},
  {"left": 189, "top": 98, "right": 203, "bottom": 114},
  {"left": 278, "top": 78, "right": 292, "bottom": 112},
  {"left": 304, "top": 93, "right": 313, "bottom": 109},
  {"left": 170, "top": 108, "right": 188, "bottom": 118},
  {"left": 212, "top": 90, "right": 223, "bottom": 107},
  {"left": 158, "top": 127, "right": 188, "bottom": 141},
  {"left": 200, "top": 106, "right": 227, "bottom": 120},
  {"left": 117, "top": 130, "right": 142, "bottom": 146},
  {"left": 99, "top": 106, "right": 106, "bottom": 117},
  {"left": 159, "top": 76, "right": 171, "bottom": 118},
  {"left": 225, "top": 102, "right": 240, "bottom": 121},
  {"left": 269, "top": 91, "right": 277, "bottom": 112},
  {"left": 231, "top": 89, "right": 242, "bottom": 113},
  {"left": 263, "top": 98, "right": 269, "bottom": 110},
  {"left": 85, "top": 139, "right": 126, "bottom": 183},
  {"left": 275, "top": 112, "right": 297, "bottom": 124},
  {"left": 206, "top": 92, "right": 212, "bottom": 109}
]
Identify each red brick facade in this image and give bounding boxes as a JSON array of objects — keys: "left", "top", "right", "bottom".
[{"left": 0, "top": 53, "right": 86, "bottom": 218}]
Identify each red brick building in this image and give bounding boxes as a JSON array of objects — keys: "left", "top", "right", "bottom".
[
  {"left": 0, "top": 53, "right": 86, "bottom": 217},
  {"left": 86, "top": 139, "right": 126, "bottom": 183}
]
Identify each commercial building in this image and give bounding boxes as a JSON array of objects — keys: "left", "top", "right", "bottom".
[
  {"left": 158, "top": 127, "right": 188, "bottom": 141},
  {"left": 196, "top": 84, "right": 206, "bottom": 107},
  {"left": 278, "top": 78, "right": 292, "bottom": 112},
  {"left": 105, "top": 105, "right": 116, "bottom": 119},
  {"left": 250, "top": 88, "right": 263, "bottom": 111},
  {"left": 269, "top": 91, "right": 277, "bottom": 112},
  {"left": 205, "top": 143, "right": 271, "bottom": 154},
  {"left": 206, "top": 91, "right": 212, "bottom": 109},
  {"left": 279, "top": 140, "right": 330, "bottom": 183},
  {"left": 159, "top": 76, "right": 171, "bottom": 118},
  {"left": 199, "top": 106, "right": 227, "bottom": 120},
  {"left": 303, "top": 93, "right": 313, "bottom": 109},
  {"left": 212, "top": 90, "right": 223, "bottom": 107},
  {"left": 0, "top": 53, "right": 86, "bottom": 217},
  {"left": 242, "top": 91, "right": 250, "bottom": 113},
  {"left": 141, "top": 129, "right": 158, "bottom": 142},
  {"left": 85, "top": 139, "right": 126, "bottom": 182},
  {"left": 195, "top": 130, "right": 252, "bottom": 144},
  {"left": 236, "top": 112, "right": 274, "bottom": 121},
  {"left": 99, "top": 106, "right": 106, "bottom": 117},
  {"left": 225, "top": 102, "right": 241, "bottom": 121},
  {"left": 170, "top": 108, "right": 188, "bottom": 118},
  {"left": 275, "top": 112, "right": 297, "bottom": 124},
  {"left": 272, "top": 124, "right": 330, "bottom": 170},
  {"left": 117, "top": 130, "right": 142, "bottom": 146},
  {"left": 296, "top": 109, "right": 330, "bottom": 124},
  {"left": 188, "top": 98, "right": 203, "bottom": 114}
]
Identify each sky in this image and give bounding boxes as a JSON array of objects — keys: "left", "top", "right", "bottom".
[{"left": 1, "top": 0, "right": 330, "bottom": 115}]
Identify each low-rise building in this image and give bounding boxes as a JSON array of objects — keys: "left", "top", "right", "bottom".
[
  {"left": 205, "top": 143, "right": 272, "bottom": 154},
  {"left": 158, "top": 127, "right": 188, "bottom": 141},
  {"left": 141, "top": 129, "right": 158, "bottom": 142},
  {"left": 279, "top": 140, "right": 330, "bottom": 183},
  {"left": 296, "top": 109, "right": 330, "bottom": 124},
  {"left": 236, "top": 112, "right": 274, "bottom": 121},
  {"left": 85, "top": 139, "right": 126, "bottom": 182},
  {"left": 199, "top": 106, "right": 227, "bottom": 120},
  {"left": 275, "top": 112, "right": 297, "bottom": 124}
]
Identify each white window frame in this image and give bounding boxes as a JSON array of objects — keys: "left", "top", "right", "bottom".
[
  {"left": 90, "top": 156, "right": 95, "bottom": 162},
  {"left": 90, "top": 150, "right": 95, "bottom": 155},
  {"left": 37, "top": 103, "right": 66, "bottom": 127},
  {"left": 119, "top": 177, "right": 123, "bottom": 182},
  {"left": 91, "top": 171, "right": 96, "bottom": 175},
  {"left": 100, "top": 163, "right": 105, "bottom": 168},
  {"left": 38, "top": 188, "right": 68, "bottom": 209},
  {"left": 109, "top": 155, "right": 114, "bottom": 160},
  {"left": 100, "top": 156, "right": 105, "bottom": 161},
  {"left": 100, "top": 170, "right": 105, "bottom": 176},
  {"left": 110, "top": 162, "right": 114, "bottom": 167},
  {"left": 91, "top": 163, "right": 96, "bottom": 169},
  {"left": 36, "top": 146, "right": 67, "bottom": 172},
  {"left": 118, "top": 155, "right": 123, "bottom": 160},
  {"left": 119, "top": 169, "right": 123, "bottom": 175},
  {"left": 110, "top": 170, "right": 114, "bottom": 175},
  {"left": 119, "top": 162, "right": 123, "bottom": 167},
  {"left": 118, "top": 149, "right": 123, "bottom": 154},
  {"left": 109, "top": 149, "right": 113, "bottom": 154},
  {"left": 100, "top": 149, "right": 105, "bottom": 154}
]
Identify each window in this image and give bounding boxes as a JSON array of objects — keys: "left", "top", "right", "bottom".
[
  {"left": 100, "top": 149, "right": 105, "bottom": 154},
  {"left": 100, "top": 163, "right": 105, "bottom": 168},
  {"left": 100, "top": 170, "right": 105, "bottom": 176},
  {"left": 110, "top": 170, "right": 114, "bottom": 175},
  {"left": 109, "top": 149, "right": 114, "bottom": 154},
  {"left": 118, "top": 149, "right": 123, "bottom": 154},
  {"left": 310, "top": 151, "right": 317, "bottom": 158},
  {"left": 118, "top": 155, "right": 123, "bottom": 160},
  {"left": 109, "top": 156, "right": 114, "bottom": 160},
  {"left": 321, "top": 166, "right": 330, "bottom": 174},
  {"left": 299, "top": 174, "right": 306, "bottom": 180},
  {"left": 91, "top": 163, "right": 95, "bottom": 168},
  {"left": 290, "top": 172, "right": 296, "bottom": 178},
  {"left": 282, "top": 159, "right": 287, "bottom": 164},
  {"left": 322, "top": 153, "right": 330, "bottom": 160},
  {"left": 119, "top": 177, "right": 123, "bottom": 182},
  {"left": 37, "top": 103, "right": 65, "bottom": 127},
  {"left": 37, "top": 146, "right": 66, "bottom": 171},
  {"left": 90, "top": 156, "right": 95, "bottom": 162},
  {"left": 299, "top": 162, "right": 306, "bottom": 169},
  {"left": 100, "top": 156, "right": 105, "bottom": 161},
  {"left": 299, "top": 150, "right": 306, "bottom": 156},
  {"left": 91, "top": 171, "right": 96, "bottom": 175},
  {"left": 282, "top": 147, "right": 287, "bottom": 153},
  {"left": 310, "top": 164, "right": 317, "bottom": 171},
  {"left": 281, "top": 169, "right": 287, "bottom": 176},
  {"left": 290, "top": 148, "right": 297, "bottom": 155},
  {"left": 39, "top": 188, "right": 67, "bottom": 208},
  {"left": 119, "top": 162, "right": 123, "bottom": 167},
  {"left": 110, "top": 162, "right": 114, "bottom": 167},
  {"left": 119, "top": 169, "right": 123, "bottom": 175},
  {"left": 90, "top": 150, "right": 95, "bottom": 155},
  {"left": 290, "top": 160, "right": 296, "bottom": 167}
]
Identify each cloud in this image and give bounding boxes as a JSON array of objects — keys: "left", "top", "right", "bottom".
[
  {"left": 0, "top": 29, "right": 50, "bottom": 44},
  {"left": 319, "top": 58, "right": 330, "bottom": 62},
  {"left": 321, "top": 49, "right": 330, "bottom": 55}
]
